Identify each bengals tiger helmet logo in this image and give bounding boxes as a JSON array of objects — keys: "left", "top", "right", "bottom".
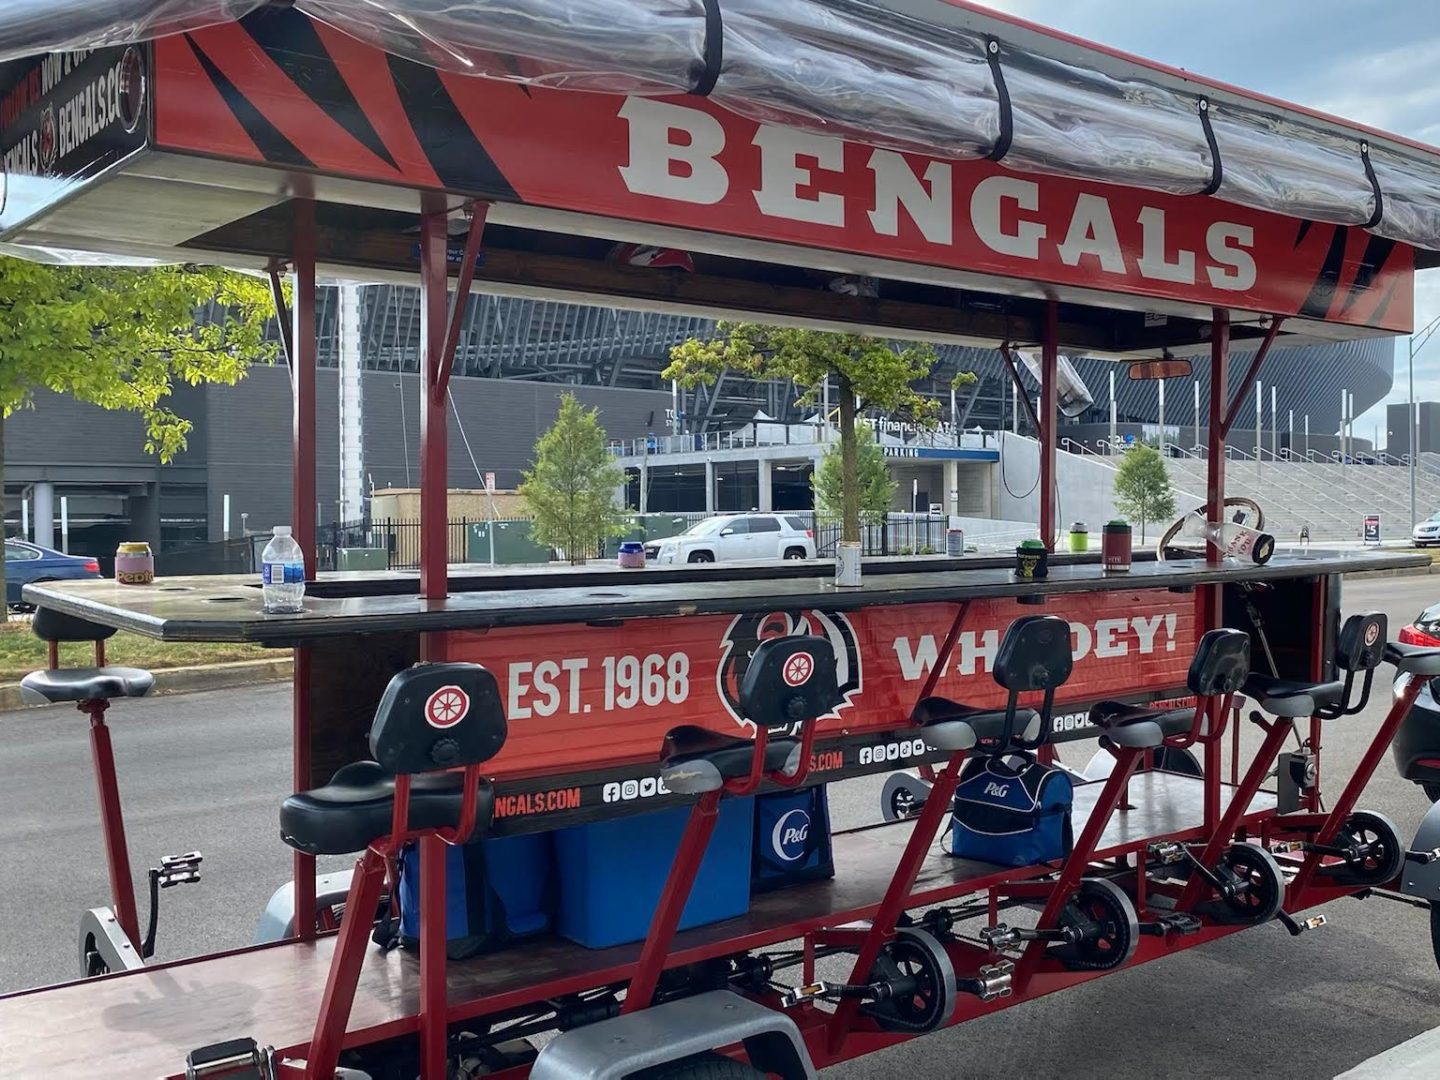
[
  {"left": 38, "top": 104, "right": 56, "bottom": 173},
  {"left": 717, "top": 609, "right": 862, "bottom": 734}
]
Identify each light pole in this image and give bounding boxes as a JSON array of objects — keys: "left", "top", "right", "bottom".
[{"left": 1409, "top": 313, "right": 1440, "bottom": 533}]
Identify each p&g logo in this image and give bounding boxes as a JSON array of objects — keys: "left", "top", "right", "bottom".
[{"left": 773, "top": 808, "right": 811, "bottom": 863}]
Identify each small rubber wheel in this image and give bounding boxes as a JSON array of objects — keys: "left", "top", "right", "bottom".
[
  {"left": 630, "top": 1052, "right": 765, "bottom": 1079},
  {"left": 1318, "top": 810, "right": 1405, "bottom": 887},
  {"left": 687, "top": 551, "right": 714, "bottom": 564},
  {"left": 1200, "top": 842, "right": 1285, "bottom": 925},
  {"left": 1422, "top": 781, "right": 1440, "bottom": 804},
  {"left": 1050, "top": 878, "right": 1139, "bottom": 971},
  {"left": 881, "top": 772, "right": 932, "bottom": 822}
]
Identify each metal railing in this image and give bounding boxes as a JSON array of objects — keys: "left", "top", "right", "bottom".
[{"left": 609, "top": 426, "right": 997, "bottom": 459}]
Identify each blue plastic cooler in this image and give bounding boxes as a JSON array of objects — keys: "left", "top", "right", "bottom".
[{"left": 554, "top": 797, "right": 755, "bottom": 949}]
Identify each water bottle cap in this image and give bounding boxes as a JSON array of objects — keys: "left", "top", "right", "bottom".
[{"left": 273, "top": 526, "right": 292, "bottom": 537}]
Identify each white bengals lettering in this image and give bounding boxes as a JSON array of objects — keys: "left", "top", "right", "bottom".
[{"left": 616, "top": 97, "right": 1256, "bottom": 292}]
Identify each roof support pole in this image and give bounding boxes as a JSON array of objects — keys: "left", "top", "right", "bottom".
[
  {"left": 418, "top": 192, "right": 452, "bottom": 606},
  {"left": 290, "top": 194, "right": 318, "bottom": 939},
  {"left": 1039, "top": 299, "right": 1059, "bottom": 550}
]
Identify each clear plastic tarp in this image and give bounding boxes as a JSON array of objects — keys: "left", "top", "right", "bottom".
[{"left": 2, "top": 0, "right": 1438, "bottom": 251}]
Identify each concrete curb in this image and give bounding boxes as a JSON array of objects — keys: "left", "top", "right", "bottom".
[
  {"left": 0, "top": 656, "right": 293, "bottom": 712},
  {"left": 1343, "top": 563, "right": 1435, "bottom": 579}
]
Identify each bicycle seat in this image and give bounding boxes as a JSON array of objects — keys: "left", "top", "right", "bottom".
[
  {"left": 279, "top": 663, "right": 507, "bottom": 855},
  {"left": 661, "top": 726, "right": 801, "bottom": 794},
  {"left": 20, "top": 666, "right": 154, "bottom": 704},
  {"left": 1386, "top": 642, "right": 1440, "bottom": 676},
  {"left": 912, "top": 615, "right": 1072, "bottom": 753},
  {"left": 913, "top": 698, "right": 1041, "bottom": 752},
  {"left": 1088, "top": 701, "right": 1193, "bottom": 749},
  {"left": 280, "top": 762, "right": 494, "bottom": 855},
  {"left": 1242, "top": 673, "right": 1344, "bottom": 718},
  {"left": 661, "top": 636, "right": 842, "bottom": 794}
]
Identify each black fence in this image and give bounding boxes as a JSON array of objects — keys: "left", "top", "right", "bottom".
[
  {"left": 317, "top": 519, "right": 477, "bottom": 571},
  {"left": 158, "top": 534, "right": 268, "bottom": 577},
  {"left": 813, "top": 514, "right": 948, "bottom": 557}
]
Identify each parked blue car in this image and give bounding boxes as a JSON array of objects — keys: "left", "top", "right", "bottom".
[{"left": 4, "top": 539, "right": 102, "bottom": 610}]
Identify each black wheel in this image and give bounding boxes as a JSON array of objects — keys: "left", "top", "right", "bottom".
[
  {"left": 861, "top": 928, "right": 957, "bottom": 1034},
  {"left": 783, "top": 547, "right": 807, "bottom": 560},
  {"left": 687, "top": 551, "right": 714, "bottom": 564},
  {"left": 81, "top": 934, "right": 109, "bottom": 979},
  {"left": 631, "top": 1052, "right": 764, "bottom": 1079},
  {"left": 1422, "top": 781, "right": 1440, "bottom": 804},
  {"left": 880, "top": 772, "right": 932, "bottom": 822},
  {"left": 1319, "top": 810, "right": 1405, "bottom": 887},
  {"left": 1050, "top": 878, "right": 1139, "bottom": 971},
  {"left": 1198, "top": 842, "right": 1285, "bottom": 925},
  {"left": 1431, "top": 902, "right": 1440, "bottom": 974},
  {"left": 1145, "top": 746, "right": 1203, "bottom": 777}
]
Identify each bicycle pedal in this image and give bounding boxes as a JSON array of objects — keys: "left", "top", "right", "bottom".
[
  {"left": 185, "top": 1037, "right": 275, "bottom": 1079},
  {"left": 1299, "top": 914, "right": 1327, "bottom": 931},
  {"left": 979, "top": 923, "right": 1023, "bottom": 949},
  {"left": 1147, "top": 841, "right": 1187, "bottom": 865},
  {"left": 974, "top": 961, "right": 1014, "bottom": 1001},
  {"left": 1406, "top": 847, "right": 1440, "bottom": 865},
  {"left": 779, "top": 981, "right": 837, "bottom": 1008},
  {"left": 159, "top": 851, "right": 203, "bottom": 888},
  {"left": 1269, "top": 841, "right": 1305, "bottom": 855}
]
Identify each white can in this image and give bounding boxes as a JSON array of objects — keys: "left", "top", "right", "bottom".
[{"left": 835, "top": 541, "right": 862, "bottom": 588}]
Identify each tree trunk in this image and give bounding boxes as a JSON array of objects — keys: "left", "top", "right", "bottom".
[
  {"left": 837, "top": 371, "right": 860, "bottom": 544},
  {"left": 0, "top": 410, "right": 7, "bottom": 614}
]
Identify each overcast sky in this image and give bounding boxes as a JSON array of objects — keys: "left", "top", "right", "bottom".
[{"left": 983, "top": 0, "right": 1440, "bottom": 444}]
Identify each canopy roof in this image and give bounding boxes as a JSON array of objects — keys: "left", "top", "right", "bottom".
[{"left": 5, "top": 0, "right": 1440, "bottom": 252}]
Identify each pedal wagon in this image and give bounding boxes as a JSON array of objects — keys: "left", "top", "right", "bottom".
[{"left": 4, "top": 2, "right": 1440, "bottom": 1077}]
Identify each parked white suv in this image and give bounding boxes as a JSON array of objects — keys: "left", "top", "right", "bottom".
[{"left": 649, "top": 514, "right": 816, "bottom": 564}]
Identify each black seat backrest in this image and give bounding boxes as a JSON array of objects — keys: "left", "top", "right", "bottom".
[
  {"left": 739, "top": 636, "right": 841, "bottom": 730},
  {"left": 992, "top": 616, "right": 1074, "bottom": 750},
  {"left": 1329, "top": 612, "right": 1387, "bottom": 718},
  {"left": 1336, "top": 613, "right": 1387, "bottom": 672},
  {"left": 369, "top": 663, "right": 507, "bottom": 775},
  {"left": 993, "top": 616, "right": 1074, "bottom": 692},
  {"left": 1187, "top": 629, "right": 1250, "bottom": 696},
  {"left": 32, "top": 608, "right": 117, "bottom": 644}
]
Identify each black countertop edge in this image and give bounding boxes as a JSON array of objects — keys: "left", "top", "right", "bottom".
[{"left": 22, "top": 552, "right": 1426, "bottom": 646}]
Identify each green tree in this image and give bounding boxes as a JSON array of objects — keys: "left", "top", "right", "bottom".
[
  {"left": 814, "top": 423, "right": 893, "bottom": 526},
  {"left": 520, "top": 393, "right": 626, "bottom": 564},
  {"left": 1, "top": 256, "right": 275, "bottom": 607},
  {"left": 665, "top": 323, "right": 973, "bottom": 544},
  {"left": 1112, "top": 444, "right": 1177, "bottom": 542}
]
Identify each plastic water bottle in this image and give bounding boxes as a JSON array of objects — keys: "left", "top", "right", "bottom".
[{"left": 261, "top": 526, "right": 306, "bottom": 613}]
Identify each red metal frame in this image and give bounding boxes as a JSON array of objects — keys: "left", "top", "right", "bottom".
[
  {"left": 290, "top": 197, "right": 319, "bottom": 941},
  {"left": 84, "top": 699, "right": 141, "bottom": 951},
  {"left": 1038, "top": 300, "right": 1059, "bottom": 550}
]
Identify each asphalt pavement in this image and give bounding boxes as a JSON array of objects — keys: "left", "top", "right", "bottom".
[{"left": 2, "top": 575, "right": 1439, "bottom": 1077}]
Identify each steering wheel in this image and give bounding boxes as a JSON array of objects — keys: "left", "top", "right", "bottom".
[{"left": 1157, "top": 497, "right": 1265, "bottom": 561}]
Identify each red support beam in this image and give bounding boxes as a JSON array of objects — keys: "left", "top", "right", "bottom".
[
  {"left": 419, "top": 834, "right": 450, "bottom": 1079},
  {"left": 1217, "top": 317, "right": 1283, "bottom": 441},
  {"left": 434, "top": 203, "right": 489, "bottom": 405},
  {"left": 290, "top": 196, "right": 319, "bottom": 938},
  {"left": 1205, "top": 309, "right": 1229, "bottom": 568},
  {"left": 418, "top": 192, "right": 451, "bottom": 603},
  {"left": 1039, "top": 300, "right": 1059, "bottom": 550}
]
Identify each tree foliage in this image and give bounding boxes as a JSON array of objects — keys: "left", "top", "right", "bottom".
[
  {"left": 665, "top": 323, "right": 970, "bottom": 544},
  {"left": 0, "top": 256, "right": 275, "bottom": 606},
  {"left": 814, "top": 424, "right": 893, "bottom": 526},
  {"left": 1112, "top": 444, "right": 1177, "bottom": 541},
  {"left": 0, "top": 258, "right": 275, "bottom": 457},
  {"left": 520, "top": 393, "right": 626, "bottom": 564}
]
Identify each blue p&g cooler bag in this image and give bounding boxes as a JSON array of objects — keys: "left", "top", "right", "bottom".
[
  {"left": 950, "top": 755, "right": 1073, "bottom": 867},
  {"left": 753, "top": 784, "right": 834, "bottom": 893},
  {"left": 396, "top": 832, "right": 555, "bottom": 960}
]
